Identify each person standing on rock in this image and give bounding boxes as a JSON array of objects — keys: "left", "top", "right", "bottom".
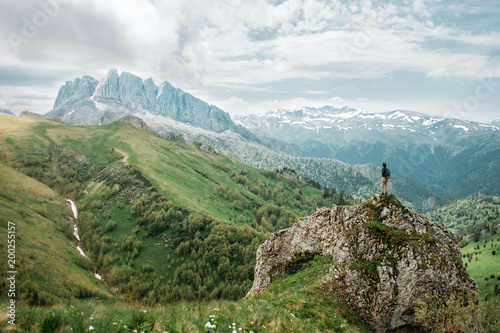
[{"left": 381, "top": 162, "right": 390, "bottom": 195}]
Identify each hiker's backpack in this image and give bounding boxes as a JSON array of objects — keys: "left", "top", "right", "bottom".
[{"left": 384, "top": 168, "right": 391, "bottom": 179}]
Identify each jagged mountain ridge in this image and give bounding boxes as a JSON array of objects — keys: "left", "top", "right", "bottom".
[
  {"left": 42, "top": 72, "right": 479, "bottom": 208},
  {"left": 43, "top": 72, "right": 382, "bottom": 202},
  {"left": 235, "top": 106, "right": 498, "bottom": 136},
  {"left": 235, "top": 106, "right": 500, "bottom": 197},
  {"left": 45, "top": 69, "right": 251, "bottom": 137}
]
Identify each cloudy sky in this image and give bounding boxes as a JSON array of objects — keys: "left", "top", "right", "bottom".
[{"left": 1, "top": 0, "right": 499, "bottom": 122}]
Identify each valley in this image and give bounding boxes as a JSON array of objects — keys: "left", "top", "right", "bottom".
[
  {"left": 0, "top": 113, "right": 355, "bottom": 305},
  {"left": 41, "top": 69, "right": 496, "bottom": 211},
  {"left": 235, "top": 106, "right": 500, "bottom": 199},
  {"left": 0, "top": 72, "right": 498, "bottom": 332}
]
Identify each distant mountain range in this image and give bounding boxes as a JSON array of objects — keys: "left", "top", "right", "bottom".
[
  {"left": 41, "top": 70, "right": 499, "bottom": 207},
  {"left": 235, "top": 106, "right": 500, "bottom": 197}
]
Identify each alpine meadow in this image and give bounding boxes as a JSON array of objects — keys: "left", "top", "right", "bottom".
[{"left": 2, "top": 0, "right": 500, "bottom": 331}]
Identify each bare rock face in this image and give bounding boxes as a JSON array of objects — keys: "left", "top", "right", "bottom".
[
  {"left": 117, "top": 116, "right": 153, "bottom": 132},
  {"left": 46, "top": 69, "right": 247, "bottom": 135},
  {"left": 247, "top": 195, "right": 481, "bottom": 333}
]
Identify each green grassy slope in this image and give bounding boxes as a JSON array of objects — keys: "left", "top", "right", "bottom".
[
  {"left": 461, "top": 234, "right": 500, "bottom": 300},
  {"left": 0, "top": 113, "right": 356, "bottom": 303},
  {"left": 2, "top": 255, "right": 372, "bottom": 333},
  {"left": 425, "top": 196, "right": 500, "bottom": 299},
  {"left": 0, "top": 162, "right": 111, "bottom": 304}
]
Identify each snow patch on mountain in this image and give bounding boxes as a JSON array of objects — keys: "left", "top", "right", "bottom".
[
  {"left": 45, "top": 69, "right": 249, "bottom": 137},
  {"left": 235, "top": 106, "right": 498, "bottom": 137}
]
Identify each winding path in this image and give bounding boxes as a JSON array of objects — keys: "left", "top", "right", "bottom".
[{"left": 113, "top": 148, "right": 129, "bottom": 166}]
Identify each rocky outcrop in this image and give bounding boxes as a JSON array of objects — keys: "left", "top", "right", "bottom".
[
  {"left": 421, "top": 196, "right": 437, "bottom": 210},
  {"left": 467, "top": 188, "right": 489, "bottom": 199},
  {"left": 154, "top": 80, "right": 233, "bottom": 132},
  {"left": 94, "top": 68, "right": 120, "bottom": 102},
  {"left": 117, "top": 116, "right": 153, "bottom": 132},
  {"left": 247, "top": 195, "right": 481, "bottom": 333}
]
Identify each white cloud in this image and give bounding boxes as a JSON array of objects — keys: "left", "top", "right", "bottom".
[
  {"left": 0, "top": 0, "right": 498, "bottom": 119},
  {"left": 328, "top": 96, "right": 346, "bottom": 103},
  {"left": 0, "top": 85, "right": 57, "bottom": 114}
]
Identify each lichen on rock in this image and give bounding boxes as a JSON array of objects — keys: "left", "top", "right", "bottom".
[{"left": 247, "top": 195, "right": 482, "bottom": 333}]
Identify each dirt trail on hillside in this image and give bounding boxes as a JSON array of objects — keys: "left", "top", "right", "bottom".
[{"left": 113, "top": 148, "right": 129, "bottom": 166}]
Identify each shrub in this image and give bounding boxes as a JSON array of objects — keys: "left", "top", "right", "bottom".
[
  {"left": 481, "top": 298, "right": 500, "bottom": 333},
  {"left": 283, "top": 251, "right": 319, "bottom": 275},
  {"left": 414, "top": 290, "right": 480, "bottom": 333},
  {"left": 41, "top": 311, "right": 63, "bottom": 333},
  {"left": 75, "top": 254, "right": 93, "bottom": 271},
  {"left": 91, "top": 199, "right": 103, "bottom": 209},
  {"left": 105, "top": 220, "right": 117, "bottom": 232}
]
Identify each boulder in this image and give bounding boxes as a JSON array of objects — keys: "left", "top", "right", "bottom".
[{"left": 247, "top": 195, "right": 481, "bottom": 332}]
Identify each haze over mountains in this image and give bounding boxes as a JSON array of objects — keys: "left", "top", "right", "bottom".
[
  {"left": 43, "top": 70, "right": 500, "bottom": 206},
  {"left": 235, "top": 106, "right": 500, "bottom": 198}
]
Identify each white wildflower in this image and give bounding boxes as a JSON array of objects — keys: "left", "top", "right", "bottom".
[{"left": 204, "top": 322, "right": 216, "bottom": 329}]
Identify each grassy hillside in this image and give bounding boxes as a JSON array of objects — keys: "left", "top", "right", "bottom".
[
  {"left": 0, "top": 162, "right": 112, "bottom": 305},
  {"left": 426, "top": 196, "right": 500, "bottom": 236},
  {"left": 461, "top": 234, "right": 500, "bottom": 300},
  {"left": 4, "top": 253, "right": 499, "bottom": 332},
  {"left": 425, "top": 196, "right": 500, "bottom": 300},
  {"left": 1, "top": 255, "right": 373, "bottom": 333},
  {"left": 0, "top": 113, "right": 356, "bottom": 304}
]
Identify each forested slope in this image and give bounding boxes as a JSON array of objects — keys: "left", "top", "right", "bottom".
[{"left": 0, "top": 113, "right": 355, "bottom": 303}]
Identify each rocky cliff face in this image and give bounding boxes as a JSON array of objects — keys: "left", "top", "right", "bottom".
[
  {"left": 53, "top": 75, "right": 99, "bottom": 109},
  {"left": 247, "top": 195, "right": 481, "bottom": 333},
  {"left": 46, "top": 69, "right": 245, "bottom": 135}
]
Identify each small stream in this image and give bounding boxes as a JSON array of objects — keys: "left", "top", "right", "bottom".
[{"left": 67, "top": 199, "right": 102, "bottom": 280}]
